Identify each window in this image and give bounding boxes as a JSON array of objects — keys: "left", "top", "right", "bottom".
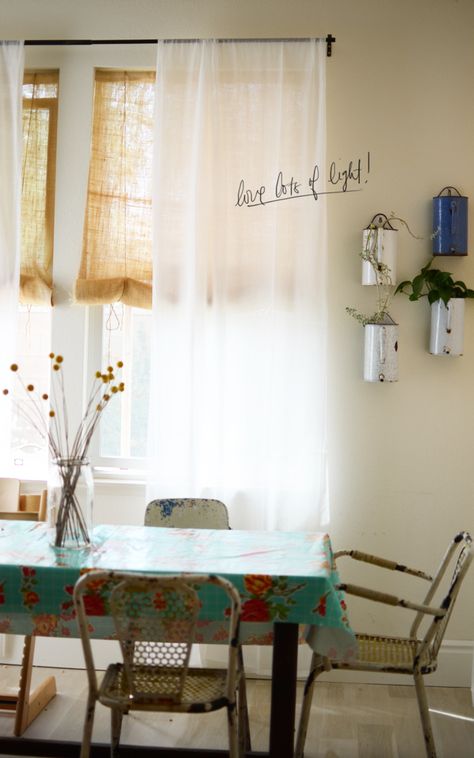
[
  {"left": 21, "top": 71, "right": 58, "bottom": 305},
  {"left": 10, "top": 72, "right": 58, "bottom": 478},
  {"left": 80, "top": 70, "right": 155, "bottom": 472},
  {"left": 87, "top": 303, "right": 151, "bottom": 470}
]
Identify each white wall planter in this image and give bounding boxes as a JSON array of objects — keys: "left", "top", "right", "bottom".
[
  {"left": 362, "top": 228, "right": 398, "bottom": 285},
  {"left": 430, "top": 298, "right": 465, "bottom": 355},
  {"left": 363, "top": 322, "right": 399, "bottom": 382}
]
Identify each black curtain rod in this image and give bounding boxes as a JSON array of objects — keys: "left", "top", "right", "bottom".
[{"left": 24, "top": 34, "right": 336, "bottom": 56}]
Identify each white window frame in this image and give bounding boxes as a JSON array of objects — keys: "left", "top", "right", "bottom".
[{"left": 86, "top": 305, "right": 150, "bottom": 476}]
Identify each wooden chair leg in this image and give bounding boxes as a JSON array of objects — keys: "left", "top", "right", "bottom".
[
  {"left": 13, "top": 635, "right": 57, "bottom": 736},
  {"left": 414, "top": 671, "right": 437, "bottom": 758}
]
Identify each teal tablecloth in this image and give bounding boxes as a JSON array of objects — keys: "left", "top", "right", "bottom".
[{"left": 0, "top": 521, "right": 356, "bottom": 659}]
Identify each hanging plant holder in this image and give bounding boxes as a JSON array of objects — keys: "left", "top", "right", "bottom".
[
  {"left": 430, "top": 298, "right": 465, "bottom": 356},
  {"left": 432, "top": 187, "right": 468, "bottom": 256},
  {"left": 363, "top": 316, "right": 399, "bottom": 382},
  {"left": 362, "top": 213, "right": 398, "bottom": 286}
]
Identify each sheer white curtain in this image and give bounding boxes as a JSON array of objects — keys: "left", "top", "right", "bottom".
[
  {"left": 148, "top": 39, "right": 328, "bottom": 530},
  {"left": 0, "top": 42, "right": 23, "bottom": 474}
]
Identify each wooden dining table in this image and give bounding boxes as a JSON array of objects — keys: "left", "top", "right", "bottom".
[{"left": 0, "top": 520, "right": 356, "bottom": 757}]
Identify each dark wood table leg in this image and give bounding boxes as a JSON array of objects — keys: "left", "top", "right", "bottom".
[{"left": 270, "top": 622, "right": 299, "bottom": 758}]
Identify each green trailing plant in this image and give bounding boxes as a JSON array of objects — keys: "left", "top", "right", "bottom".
[
  {"left": 395, "top": 258, "right": 474, "bottom": 306},
  {"left": 347, "top": 214, "right": 438, "bottom": 326},
  {"left": 346, "top": 223, "right": 396, "bottom": 326}
]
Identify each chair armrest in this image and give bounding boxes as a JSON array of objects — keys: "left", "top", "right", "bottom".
[
  {"left": 337, "top": 582, "right": 446, "bottom": 617},
  {"left": 334, "top": 549, "right": 432, "bottom": 581}
]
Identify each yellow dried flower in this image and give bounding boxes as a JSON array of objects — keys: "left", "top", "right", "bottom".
[
  {"left": 119, "top": 382, "right": 125, "bottom": 391},
  {"left": 53, "top": 364, "right": 60, "bottom": 371},
  {"left": 48, "top": 353, "right": 54, "bottom": 359},
  {"left": 107, "top": 365, "right": 113, "bottom": 373},
  {"left": 10, "top": 364, "right": 18, "bottom": 372},
  {"left": 27, "top": 384, "right": 34, "bottom": 392},
  {"left": 95, "top": 371, "right": 102, "bottom": 379},
  {"left": 56, "top": 355, "right": 63, "bottom": 363},
  {"left": 103, "top": 394, "right": 110, "bottom": 401},
  {"left": 3, "top": 389, "right": 8, "bottom": 395},
  {"left": 117, "top": 361, "right": 123, "bottom": 368},
  {"left": 49, "top": 410, "right": 55, "bottom": 417},
  {"left": 42, "top": 393, "right": 48, "bottom": 400},
  {"left": 101, "top": 374, "right": 108, "bottom": 383},
  {"left": 111, "top": 386, "right": 118, "bottom": 393}
]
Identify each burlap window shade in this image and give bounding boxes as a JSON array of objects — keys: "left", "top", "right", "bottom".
[
  {"left": 75, "top": 70, "right": 155, "bottom": 309},
  {"left": 21, "top": 71, "right": 59, "bottom": 306}
]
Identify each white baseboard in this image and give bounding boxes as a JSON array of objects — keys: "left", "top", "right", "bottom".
[{"left": 1, "top": 636, "right": 473, "bottom": 689}]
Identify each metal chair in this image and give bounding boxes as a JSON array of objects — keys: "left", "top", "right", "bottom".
[
  {"left": 74, "top": 570, "right": 245, "bottom": 758},
  {"left": 144, "top": 498, "right": 251, "bottom": 752},
  {"left": 295, "top": 531, "right": 473, "bottom": 758},
  {"left": 145, "top": 498, "right": 230, "bottom": 529}
]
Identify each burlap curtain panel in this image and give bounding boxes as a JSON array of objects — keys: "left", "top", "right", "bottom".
[
  {"left": 75, "top": 70, "right": 155, "bottom": 309},
  {"left": 20, "top": 70, "right": 58, "bottom": 306}
]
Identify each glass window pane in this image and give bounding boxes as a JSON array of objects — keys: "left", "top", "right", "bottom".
[
  {"left": 11, "top": 306, "right": 51, "bottom": 478},
  {"left": 100, "top": 304, "right": 151, "bottom": 459}
]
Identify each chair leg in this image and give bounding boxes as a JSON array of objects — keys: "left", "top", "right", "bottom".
[
  {"left": 414, "top": 672, "right": 437, "bottom": 758},
  {"left": 227, "top": 701, "right": 240, "bottom": 758},
  {"left": 80, "top": 692, "right": 97, "bottom": 758},
  {"left": 237, "top": 648, "right": 251, "bottom": 752},
  {"left": 111, "top": 707, "right": 124, "bottom": 757},
  {"left": 295, "top": 653, "right": 326, "bottom": 758}
]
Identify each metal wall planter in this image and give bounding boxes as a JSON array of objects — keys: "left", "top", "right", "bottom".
[
  {"left": 433, "top": 187, "right": 468, "bottom": 256},
  {"left": 363, "top": 322, "right": 399, "bottom": 382},
  {"left": 362, "top": 226, "right": 398, "bottom": 285},
  {"left": 429, "top": 298, "right": 465, "bottom": 356}
]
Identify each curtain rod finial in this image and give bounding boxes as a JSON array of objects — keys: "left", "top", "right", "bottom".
[{"left": 325, "top": 34, "right": 335, "bottom": 57}]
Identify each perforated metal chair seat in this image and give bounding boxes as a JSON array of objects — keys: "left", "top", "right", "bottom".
[
  {"left": 333, "top": 633, "right": 434, "bottom": 673},
  {"left": 100, "top": 663, "right": 230, "bottom": 711}
]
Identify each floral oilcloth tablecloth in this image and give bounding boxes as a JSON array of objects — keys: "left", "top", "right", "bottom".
[{"left": 0, "top": 521, "right": 356, "bottom": 660}]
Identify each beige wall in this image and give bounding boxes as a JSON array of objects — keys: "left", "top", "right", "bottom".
[{"left": 1, "top": 0, "right": 473, "bottom": 665}]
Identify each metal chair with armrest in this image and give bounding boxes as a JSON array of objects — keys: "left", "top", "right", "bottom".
[{"left": 295, "top": 530, "right": 473, "bottom": 758}]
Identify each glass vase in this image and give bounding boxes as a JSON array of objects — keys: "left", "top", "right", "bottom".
[{"left": 47, "top": 457, "right": 93, "bottom": 549}]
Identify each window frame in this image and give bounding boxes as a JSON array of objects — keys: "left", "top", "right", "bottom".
[{"left": 86, "top": 304, "right": 150, "bottom": 475}]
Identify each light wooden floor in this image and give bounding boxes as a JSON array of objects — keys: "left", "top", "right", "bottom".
[{"left": 0, "top": 665, "right": 473, "bottom": 756}]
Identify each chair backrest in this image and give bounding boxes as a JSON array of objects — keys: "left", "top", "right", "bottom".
[
  {"left": 144, "top": 498, "right": 230, "bottom": 529},
  {"left": 0, "top": 478, "right": 20, "bottom": 512},
  {"left": 411, "top": 531, "right": 473, "bottom": 665},
  {"left": 73, "top": 570, "right": 241, "bottom": 704}
]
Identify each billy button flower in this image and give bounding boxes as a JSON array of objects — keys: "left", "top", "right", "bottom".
[{"left": 2, "top": 354, "right": 125, "bottom": 491}]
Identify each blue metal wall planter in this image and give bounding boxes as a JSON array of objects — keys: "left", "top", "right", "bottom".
[{"left": 433, "top": 186, "right": 468, "bottom": 256}]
